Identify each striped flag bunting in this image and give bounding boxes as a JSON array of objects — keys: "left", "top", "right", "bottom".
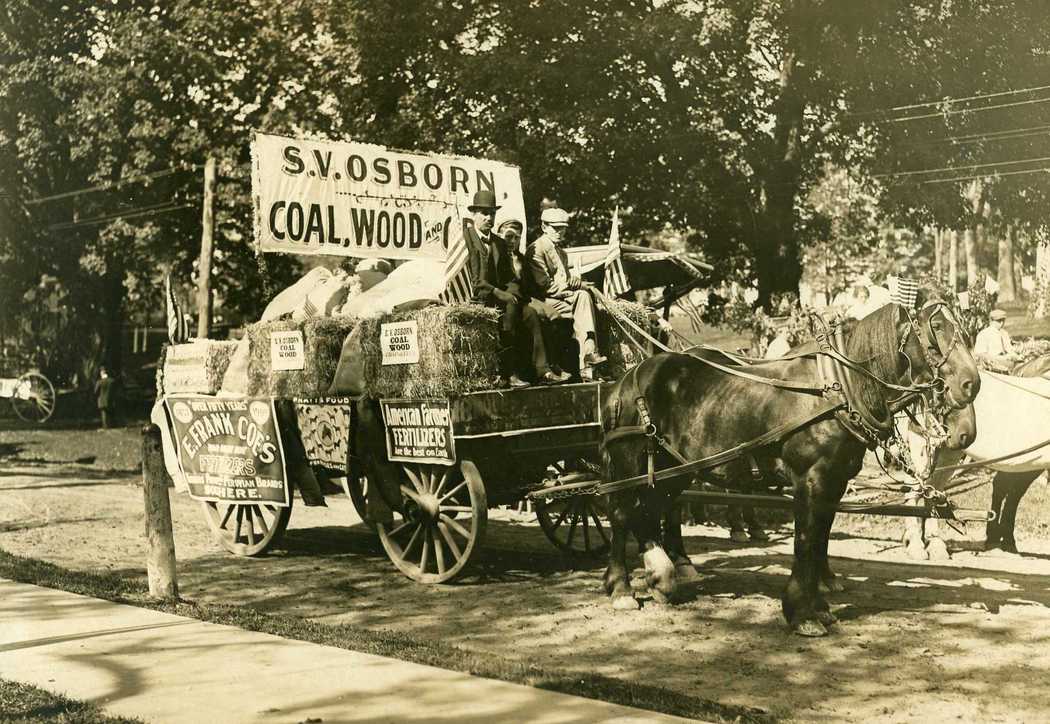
[
  {"left": 439, "top": 223, "right": 473, "bottom": 304},
  {"left": 891, "top": 275, "right": 919, "bottom": 308},
  {"left": 603, "top": 207, "right": 630, "bottom": 298},
  {"left": 165, "top": 273, "right": 189, "bottom": 344}
]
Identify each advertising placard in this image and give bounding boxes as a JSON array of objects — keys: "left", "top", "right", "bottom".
[
  {"left": 251, "top": 132, "right": 526, "bottom": 260},
  {"left": 270, "top": 330, "right": 305, "bottom": 371},
  {"left": 380, "top": 320, "right": 420, "bottom": 365},
  {"left": 380, "top": 399, "right": 455, "bottom": 465},
  {"left": 164, "top": 395, "right": 290, "bottom": 506}
]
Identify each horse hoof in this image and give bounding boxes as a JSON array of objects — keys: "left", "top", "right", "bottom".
[
  {"left": 675, "top": 563, "right": 701, "bottom": 582},
  {"left": 793, "top": 619, "right": 829, "bottom": 637},
  {"left": 612, "top": 595, "right": 640, "bottom": 611},
  {"left": 905, "top": 544, "right": 930, "bottom": 561},
  {"left": 819, "top": 577, "right": 846, "bottom": 595},
  {"left": 926, "top": 538, "right": 950, "bottom": 561},
  {"left": 729, "top": 530, "right": 750, "bottom": 543},
  {"left": 816, "top": 610, "right": 838, "bottom": 626},
  {"left": 749, "top": 529, "right": 770, "bottom": 542}
]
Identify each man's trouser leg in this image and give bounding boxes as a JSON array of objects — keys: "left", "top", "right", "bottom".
[
  {"left": 498, "top": 301, "right": 519, "bottom": 377},
  {"left": 520, "top": 305, "right": 550, "bottom": 378},
  {"left": 570, "top": 289, "right": 598, "bottom": 369}
]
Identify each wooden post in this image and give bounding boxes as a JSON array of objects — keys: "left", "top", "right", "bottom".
[
  {"left": 142, "top": 424, "right": 178, "bottom": 601},
  {"left": 196, "top": 156, "right": 216, "bottom": 339}
]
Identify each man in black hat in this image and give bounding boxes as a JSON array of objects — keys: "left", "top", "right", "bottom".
[{"left": 464, "top": 190, "right": 566, "bottom": 387}]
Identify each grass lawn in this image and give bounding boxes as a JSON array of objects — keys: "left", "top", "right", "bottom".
[
  {"left": 0, "top": 422, "right": 144, "bottom": 473},
  {"left": 0, "top": 678, "right": 143, "bottom": 724},
  {"left": 0, "top": 549, "right": 772, "bottom": 724}
]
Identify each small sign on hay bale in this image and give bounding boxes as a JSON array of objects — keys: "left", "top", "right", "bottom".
[
  {"left": 160, "top": 339, "right": 239, "bottom": 395},
  {"left": 330, "top": 304, "right": 501, "bottom": 398},
  {"left": 245, "top": 317, "right": 357, "bottom": 398}
]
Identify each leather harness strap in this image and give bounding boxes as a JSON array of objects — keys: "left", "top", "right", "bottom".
[{"left": 597, "top": 398, "right": 843, "bottom": 495}]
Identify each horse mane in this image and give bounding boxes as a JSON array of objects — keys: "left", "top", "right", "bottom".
[{"left": 844, "top": 303, "right": 902, "bottom": 422}]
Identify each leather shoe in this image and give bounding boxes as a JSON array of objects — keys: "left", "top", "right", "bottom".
[
  {"left": 508, "top": 374, "right": 530, "bottom": 388},
  {"left": 583, "top": 352, "right": 608, "bottom": 367},
  {"left": 540, "top": 370, "right": 570, "bottom": 385}
]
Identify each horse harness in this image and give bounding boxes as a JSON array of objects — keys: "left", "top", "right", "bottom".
[{"left": 600, "top": 302, "right": 960, "bottom": 495}]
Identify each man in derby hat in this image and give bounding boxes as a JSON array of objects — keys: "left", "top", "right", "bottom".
[
  {"left": 463, "top": 191, "right": 564, "bottom": 387},
  {"left": 526, "top": 206, "right": 607, "bottom": 381},
  {"left": 973, "top": 308, "right": 1019, "bottom": 372}
]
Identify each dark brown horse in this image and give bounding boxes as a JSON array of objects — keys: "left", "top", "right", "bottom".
[{"left": 600, "top": 301, "right": 980, "bottom": 636}]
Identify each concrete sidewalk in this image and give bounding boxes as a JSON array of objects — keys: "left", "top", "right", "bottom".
[{"left": 0, "top": 580, "right": 692, "bottom": 723}]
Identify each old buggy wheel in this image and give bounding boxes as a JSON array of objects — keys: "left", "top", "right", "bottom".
[
  {"left": 377, "top": 460, "right": 487, "bottom": 583},
  {"left": 12, "top": 372, "right": 55, "bottom": 424},
  {"left": 201, "top": 500, "right": 292, "bottom": 556},
  {"left": 535, "top": 494, "right": 610, "bottom": 557}
]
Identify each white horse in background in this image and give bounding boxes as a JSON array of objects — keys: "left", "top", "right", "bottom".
[{"left": 903, "top": 369, "right": 1050, "bottom": 559}]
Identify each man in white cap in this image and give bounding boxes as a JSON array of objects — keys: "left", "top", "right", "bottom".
[
  {"left": 527, "top": 207, "right": 606, "bottom": 380},
  {"left": 973, "top": 308, "right": 1019, "bottom": 372}
]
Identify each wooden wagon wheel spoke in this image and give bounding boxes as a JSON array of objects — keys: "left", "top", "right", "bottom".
[
  {"left": 440, "top": 512, "right": 472, "bottom": 540},
  {"left": 590, "top": 510, "right": 610, "bottom": 546},
  {"left": 441, "top": 505, "right": 473, "bottom": 513},
  {"left": 253, "top": 506, "right": 270, "bottom": 536},
  {"left": 437, "top": 520, "right": 462, "bottom": 560},
  {"left": 433, "top": 531, "right": 447, "bottom": 575},
  {"left": 551, "top": 505, "right": 572, "bottom": 531},
  {"left": 201, "top": 499, "right": 292, "bottom": 557},
  {"left": 219, "top": 504, "right": 236, "bottom": 530},
  {"left": 438, "top": 479, "right": 467, "bottom": 504},
  {"left": 377, "top": 460, "right": 487, "bottom": 584},
  {"left": 581, "top": 504, "right": 590, "bottom": 550},
  {"left": 400, "top": 484, "right": 425, "bottom": 505},
  {"left": 401, "top": 465, "right": 422, "bottom": 493},
  {"left": 433, "top": 468, "right": 452, "bottom": 497},
  {"left": 419, "top": 528, "right": 431, "bottom": 574},
  {"left": 566, "top": 511, "right": 579, "bottom": 549}
]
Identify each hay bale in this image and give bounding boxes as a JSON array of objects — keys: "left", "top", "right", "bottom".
[
  {"left": 161, "top": 339, "right": 239, "bottom": 395},
  {"left": 598, "top": 299, "right": 653, "bottom": 377},
  {"left": 245, "top": 317, "right": 357, "bottom": 398},
  {"left": 336, "top": 304, "right": 500, "bottom": 398}
]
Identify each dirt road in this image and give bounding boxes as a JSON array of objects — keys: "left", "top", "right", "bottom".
[{"left": 3, "top": 467, "right": 1050, "bottom": 722}]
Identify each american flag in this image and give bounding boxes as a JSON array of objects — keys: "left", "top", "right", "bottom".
[
  {"left": 603, "top": 207, "right": 629, "bottom": 298},
  {"left": 165, "top": 273, "right": 189, "bottom": 344},
  {"left": 891, "top": 275, "right": 919, "bottom": 309},
  {"left": 439, "top": 223, "right": 473, "bottom": 304}
]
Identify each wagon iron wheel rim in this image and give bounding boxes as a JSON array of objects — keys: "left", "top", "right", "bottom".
[
  {"left": 536, "top": 494, "right": 610, "bottom": 557},
  {"left": 201, "top": 500, "right": 292, "bottom": 557},
  {"left": 12, "top": 372, "right": 55, "bottom": 424},
  {"left": 377, "top": 460, "right": 487, "bottom": 584}
]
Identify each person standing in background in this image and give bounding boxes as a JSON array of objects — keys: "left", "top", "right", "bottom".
[{"left": 94, "top": 367, "right": 117, "bottom": 429}]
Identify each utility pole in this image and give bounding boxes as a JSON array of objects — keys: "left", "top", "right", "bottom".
[{"left": 196, "top": 156, "right": 216, "bottom": 339}]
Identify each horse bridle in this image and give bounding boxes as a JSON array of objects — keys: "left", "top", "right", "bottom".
[{"left": 898, "top": 300, "right": 967, "bottom": 411}]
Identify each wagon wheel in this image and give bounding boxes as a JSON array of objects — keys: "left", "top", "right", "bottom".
[
  {"left": 535, "top": 494, "right": 610, "bottom": 557},
  {"left": 376, "top": 460, "right": 487, "bottom": 584},
  {"left": 200, "top": 500, "right": 292, "bottom": 557},
  {"left": 339, "top": 474, "right": 374, "bottom": 530},
  {"left": 12, "top": 372, "right": 55, "bottom": 423}
]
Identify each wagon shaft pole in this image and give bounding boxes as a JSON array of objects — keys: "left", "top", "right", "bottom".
[
  {"left": 142, "top": 424, "right": 179, "bottom": 601},
  {"left": 679, "top": 490, "right": 992, "bottom": 521}
]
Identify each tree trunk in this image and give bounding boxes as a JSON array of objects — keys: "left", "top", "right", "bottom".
[
  {"left": 755, "top": 48, "right": 805, "bottom": 308},
  {"left": 998, "top": 224, "right": 1017, "bottom": 303},
  {"left": 933, "top": 226, "right": 943, "bottom": 281},
  {"left": 963, "top": 228, "right": 977, "bottom": 289},
  {"left": 100, "top": 264, "right": 126, "bottom": 375},
  {"left": 949, "top": 229, "right": 959, "bottom": 292},
  {"left": 1037, "top": 240, "right": 1050, "bottom": 319}
]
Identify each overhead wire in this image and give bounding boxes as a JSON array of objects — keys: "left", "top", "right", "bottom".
[
  {"left": 48, "top": 201, "right": 197, "bottom": 231},
  {"left": 874, "top": 153, "right": 1050, "bottom": 179},
  {"left": 25, "top": 164, "right": 203, "bottom": 206},
  {"left": 848, "top": 82, "right": 1050, "bottom": 117},
  {"left": 873, "top": 95, "right": 1050, "bottom": 124}
]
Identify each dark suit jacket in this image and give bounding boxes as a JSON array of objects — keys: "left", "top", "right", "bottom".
[{"left": 464, "top": 221, "right": 521, "bottom": 305}]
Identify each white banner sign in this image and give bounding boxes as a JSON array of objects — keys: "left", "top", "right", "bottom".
[
  {"left": 271, "top": 330, "right": 305, "bottom": 371},
  {"left": 381, "top": 320, "right": 420, "bottom": 365},
  {"left": 251, "top": 132, "right": 526, "bottom": 260}
]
